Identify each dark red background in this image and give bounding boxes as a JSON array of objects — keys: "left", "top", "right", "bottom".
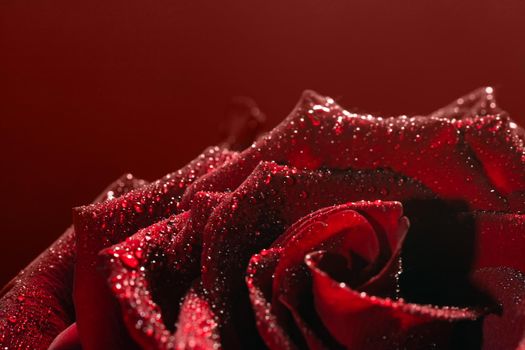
[{"left": 1, "top": 0, "right": 524, "bottom": 285}]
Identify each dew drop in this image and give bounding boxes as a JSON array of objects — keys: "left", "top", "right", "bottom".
[
  {"left": 333, "top": 124, "right": 343, "bottom": 136},
  {"left": 134, "top": 247, "right": 144, "bottom": 259},
  {"left": 120, "top": 253, "right": 139, "bottom": 269},
  {"left": 112, "top": 282, "right": 123, "bottom": 294}
]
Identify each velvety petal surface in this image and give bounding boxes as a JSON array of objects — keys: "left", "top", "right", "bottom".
[
  {"left": 101, "top": 192, "right": 224, "bottom": 349},
  {"left": 5, "top": 88, "right": 525, "bottom": 350},
  {"left": 0, "top": 174, "right": 145, "bottom": 350},
  {"left": 73, "top": 147, "right": 235, "bottom": 350},
  {"left": 181, "top": 90, "right": 525, "bottom": 212},
  {"left": 428, "top": 87, "right": 501, "bottom": 120}
]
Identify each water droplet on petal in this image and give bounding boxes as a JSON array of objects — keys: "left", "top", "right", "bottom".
[
  {"left": 120, "top": 253, "right": 139, "bottom": 268},
  {"left": 134, "top": 247, "right": 144, "bottom": 259}
]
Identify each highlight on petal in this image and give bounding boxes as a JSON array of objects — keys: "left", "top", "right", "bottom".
[
  {"left": 73, "top": 147, "right": 234, "bottom": 350},
  {"left": 0, "top": 174, "right": 145, "bottom": 350},
  {"left": 181, "top": 89, "right": 524, "bottom": 212}
]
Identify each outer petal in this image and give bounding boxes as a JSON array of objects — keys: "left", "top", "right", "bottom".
[
  {"left": 181, "top": 90, "right": 517, "bottom": 211},
  {"left": 101, "top": 192, "right": 224, "bottom": 349},
  {"left": 428, "top": 87, "right": 501, "bottom": 119},
  {"left": 461, "top": 114, "right": 525, "bottom": 204},
  {"left": 73, "top": 147, "right": 235, "bottom": 350},
  {"left": 0, "top": 174, "right": 145, "bottom": 350},
  {"left": 102, "top": 212, "right": 190, "bottom": 349}
]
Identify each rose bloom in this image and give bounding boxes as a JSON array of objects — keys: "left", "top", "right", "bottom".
[{"left": 1, "top": 88, "right": 524, "bottom": 350}]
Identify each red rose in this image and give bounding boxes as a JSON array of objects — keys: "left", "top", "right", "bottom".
[{"left": 1, "top": 88, "right": 525, "bottom": 350}]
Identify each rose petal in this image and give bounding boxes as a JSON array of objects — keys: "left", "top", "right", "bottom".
[
  {"left": 276, "top": 202, "right": 408, "bottom": 348},
  {"left": 428, "top": 87, "right": 501, "bottom": 119},
  {"left": 201, "top": 161, "right": 432, "bottom": 347},
  {"left": 101, "top": 192, "right": 224, "bottom": 349},
  {"left": 173, "top": 284, "right": 222, "bottom": 350},
  {"left": 247, "top": 249, "right": 339, "bottom": 349},
  {"left": 279, "top": 290, "right": 334, "bottom": 350},
  {"left": 102, "top": 212, "right": 189, "bottom": 349},
  {"left": 247, "top": 201, "right": 409, "bottom": 349},
  {"left": 272, "top": 201, "right": 409, "bottom": 301},
  {"left": 73, "top": 147, "right": 234, "bottom": 350},
  {"left": 0, "top": 174, "right": 145, "bottom": 350},
  {"left": 202, "top": 161, "right": 433, "bottom": 303},
  {"left": 468, "top": 212, "right": 525, "bottom": 274},
  {"left": 306, "top": 251, "right": 482, "bottom": 349},
  {"left": 48, "top": 323, "right": 81, "bottom": 350},
  {"left": 472, "top": 267, "right": 525, "bottom": 350},
  {"left": 181, "top": 90, "right": 513, "bottom": 211},
  {"left": 461, "top": 114, "right": 525, "bottom": 200},
  {"left": 246, "top": 248, "right": 297, "bottom": 350}
]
